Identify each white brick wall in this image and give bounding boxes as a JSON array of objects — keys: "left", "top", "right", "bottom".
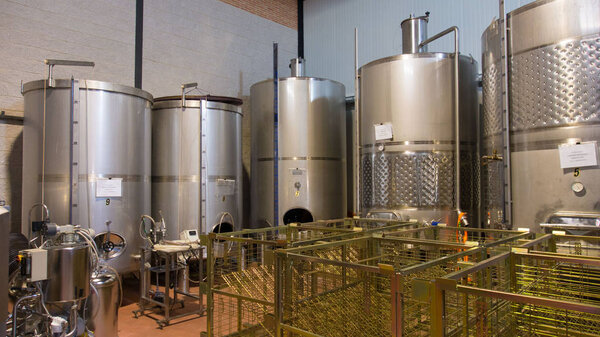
[{"left": 0, "top": 0, "right": 297, "bottom": 231}]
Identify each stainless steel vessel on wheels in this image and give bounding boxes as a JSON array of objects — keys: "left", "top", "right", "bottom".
[
  {"left": 22, "top": 79, "right": 152, "bottom": 273},
  {"left": 359, "top": 15, "right": 479, "bottom": 225},
  {"left": 482, "top": 0, "right": 600, "bottom": 232},
  {"left": 152, "top": 94, "right": 243, "bottom": 236},
  {"left": 250, "top": 59, "right": 346, "bottom": 227}
]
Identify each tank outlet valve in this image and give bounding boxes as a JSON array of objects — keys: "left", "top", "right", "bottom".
[{"left": 481, "top": 149, "right": 503, "bottom": 165}]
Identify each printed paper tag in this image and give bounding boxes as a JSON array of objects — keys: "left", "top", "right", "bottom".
[
  {"left": 558, "top": 141, "right": 598, "bottom": 168},
  {"left": 216, "top": 179, "right": 236, "bottom": 196},
  {"left": 374, "top": 123, "right": 393, "bottom": 141},
  {"left": 96, "top": 178, "right": 122, "bottom": 197}
]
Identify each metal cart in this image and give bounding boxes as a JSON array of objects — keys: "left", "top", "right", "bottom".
[{"left": 133, "top": 244, "right": 204, "bottom": 328}]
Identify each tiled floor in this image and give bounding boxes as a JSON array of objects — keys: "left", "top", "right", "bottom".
[{"left": 118, "top": 277, "right": 206, "bottom": 337}]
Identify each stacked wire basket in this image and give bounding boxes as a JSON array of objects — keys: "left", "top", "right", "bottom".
[{"left": 200, "top": 220, "right": 600, "bottom": 337}]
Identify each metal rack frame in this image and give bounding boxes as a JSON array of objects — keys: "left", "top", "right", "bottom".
[
  {"left": 201, "top": 218, "right": 420, "bottom": 337},
  {"left": 133, "top": 246, "right": 204, "bottom": 329},
  {"left": 272, "top": 230, "right": 528, "bottom": 337},
  {"left": 418, "top": 236, "right": 600, "bottom": 336}
]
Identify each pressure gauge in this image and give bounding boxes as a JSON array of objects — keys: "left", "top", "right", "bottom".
[{"left": 571, "top": 182, "right": 585, "bottom": 193}]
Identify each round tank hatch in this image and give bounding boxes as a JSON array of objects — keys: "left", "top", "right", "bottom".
[
  {"left": 283, "top": 208, "right": 314, "bottom": 225},
  {"left": 212, "top": 222, "right": 234, "bottom": 234},
  {"left": 94, "top": 232, "right": 127, "bottom": 260}
]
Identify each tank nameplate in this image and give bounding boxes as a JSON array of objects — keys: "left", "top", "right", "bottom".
[{"left": 510, "top": 36, "right": 600, "bottom": 132}]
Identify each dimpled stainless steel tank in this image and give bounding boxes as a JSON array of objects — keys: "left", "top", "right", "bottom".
[
  {"left": 481, "top": 20, "right": 505, "bottom": 228},
  {"left": 482, "top": 0, "right": 600, "bottom": 232},
  {"left": 21, "top": 79, "right": 152, "bottom": 273},
  {"left": 359, "top": 17, "right": 479, "bottom": 226},
  {"left": 152, "top": 95, "right": 243, "bottom": 236},
  {"left": 250, "top": 59, "right": 346, "bottom": 227}
]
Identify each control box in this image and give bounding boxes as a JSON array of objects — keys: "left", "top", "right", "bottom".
[
  {"left": 19, "top": 248, "right": 48, "bottom": 282},
  {"left": 179, "top": 229, "right": 199, "bottom": 242}
]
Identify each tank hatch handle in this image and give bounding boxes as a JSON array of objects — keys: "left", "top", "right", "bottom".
[{"left": 44, "top": 59, "right": 95, "bottom": 87}]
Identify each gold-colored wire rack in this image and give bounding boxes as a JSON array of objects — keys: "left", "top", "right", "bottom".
[
  {"left": 421, "top": 244, "right": 600, "bottom": 337},
  {"left": 202, "top": 218, "right": 421, "bottom": 337},
  {"left": 273, "top": 232, "right": 527, "bottom": 337}
]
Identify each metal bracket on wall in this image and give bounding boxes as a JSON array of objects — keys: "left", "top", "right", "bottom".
[{"left": 0, "top": 111, "right": 24, "bottom": 125}]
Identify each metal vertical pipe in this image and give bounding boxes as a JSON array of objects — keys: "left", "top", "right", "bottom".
[
  {"left": 274, "top": 252, "right": 283, "bottom": 337},
  {"left": 69, "top": 78, "right": 75, "bottom": 225},
  {"left": 419, "top": 26, "right": 460, "bottom": 218},
  {"left": 298, "top": 0, "right": 304, "bottom": 59},
  {"left": 353, "top": 28, "right": 361, "bottom": 215},
  {"left": 206, "top": 236, "right": 214, "bottom": 336},
  {"left": 273, "top": 43, "right": 279, "bottom": 226},
  {"left": 453, "top": 30, "right": 460, "bottom": 218},
  {"left": 499, "top": 0, "right": 512, "bottom": 227},
  {"left": 134, "top": 0, "right": 144, "bottom": 89}
]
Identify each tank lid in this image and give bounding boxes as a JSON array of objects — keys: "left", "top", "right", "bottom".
[
  {"left": 21, "top": 79, "right": 153, "bottom": 102},
  {"left": 154, "top": 95, "right": 243, "bottom": 106},
  {"left": 92, "top": 268, "right": 118, "bottom": 287},
  {"left": 400, "top": 12, "right": 430, "bottom": 26},
  {"left": 359, "top": 52, "right": 453, "bottom": 72}
]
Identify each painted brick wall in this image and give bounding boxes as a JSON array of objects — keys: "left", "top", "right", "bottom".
[
  {"left": 0, "top": 0, "right": 297, "bottom": 231},
  {"left": 219, "top": 0, "right": 298, "bottom": 30}
]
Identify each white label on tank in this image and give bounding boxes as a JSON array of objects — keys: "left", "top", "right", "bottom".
[
  {"left": 374, "top": 123, "right": 393, "bottom": 141},
  {"left": 558, "top": 141, "right": 598, "bottom": 168},
  {"left": 96, "top": 178, "right": 122, "bottom": 197},
  {"left": 216, "top": 179, "right": 236, "bottom": 196}
]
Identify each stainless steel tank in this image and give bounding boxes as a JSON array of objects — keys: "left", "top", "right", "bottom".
[
  {"left": 21, "top": 79, "right": 152, "bottom": 273},
  {"left": 482, "top": 0, "right": 600, "bottom": 232},
  {"left": 152, "top": 95, "right": 243, "bottom": 236},
  {"left": 88, "top": 268, "right": 120, "bottom": 337},
  {"left": 250, "top": 59, "right": 347, "bottom": 227},
  {"left": 481, "top": 20, "right": 505, "bottom": 228},
  {"left": 359, "top": 19, "right": 479, "bottom": 225},
  {"left": 43, "top": 244, "right": 91, "bottom": 303}
]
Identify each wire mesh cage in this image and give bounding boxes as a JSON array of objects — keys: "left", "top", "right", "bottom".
[
  {"left": 203, "top": 219, "right": 420, "bottom": 337},
  {"left": 380, "top": 226, "right": 530, "bottom": 248},
  {"left": 274, "top": 234, "right": 515, "bottom": 337},
  {"left": 424, "top": 250, "right": 600, "bottom": 337},
  {"left": 518, "top": 233, "right": 600, "bottom": 257}
]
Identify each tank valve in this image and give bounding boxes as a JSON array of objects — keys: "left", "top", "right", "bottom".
[{"left": 481, "top": 149, "right": 503, "bottom": 165}]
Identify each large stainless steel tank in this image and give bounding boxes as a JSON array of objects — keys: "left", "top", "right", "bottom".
[
  {"left": 152, "top": 95, "right": 243, "bottom": 236},
  {"left": 250, "top": 60, "right": 347, "bottom": 227},
  {"left": 21, "top": 79, "right": 152, "bottom": 273},
  {"left": 359, "top": 17, "right": 479, "bottom": 225},
  {"left": 481, "top": 21, "right": 505, "bottom": 228},
  {"left": 482, "top": 0, "right": 600, "bottom": 232}
]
